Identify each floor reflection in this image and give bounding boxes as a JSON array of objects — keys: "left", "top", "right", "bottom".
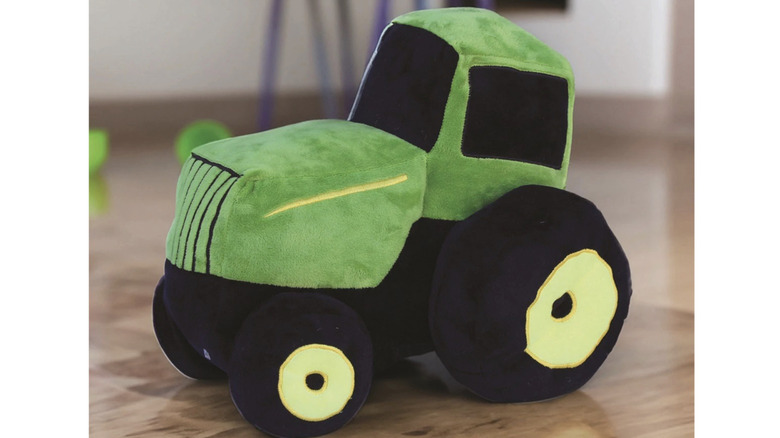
[
  {"left": 134, "top": 353, "right": 616, "bottom": 438},
  {"left": 89, "top": 173, "right": 110, "bottom": 216}
]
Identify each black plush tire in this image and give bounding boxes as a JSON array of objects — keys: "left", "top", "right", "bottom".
[
  {"left": 228, "top": 292, "right": 373, "bottom": 438},
  {"left": 152, "top": 276, "right": 225, "bottom": 379},
  {"left": 429, "top": 185, "right": 631, "bottom": 403}
]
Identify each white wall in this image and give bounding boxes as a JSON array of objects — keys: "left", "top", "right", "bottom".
[
  {"left": 89, "top": 0, "right": 671, "bottom": 101},
  {"left": 89, "top": 0, "right": 434, "bottom": 101},
  {"left": 507, "top": 0, "right": 672, "bottom": 97}
]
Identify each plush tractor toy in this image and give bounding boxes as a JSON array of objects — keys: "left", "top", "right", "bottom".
[{"left": 153, "top": 8, "right": 631, "bottom": 438}]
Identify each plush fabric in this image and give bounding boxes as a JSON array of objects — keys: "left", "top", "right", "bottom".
[
  {"left": 154, "top": 8, "right": 630, "bottom": 438},
  {"left": 429, "top": 185, "right": 631, "bottom": 402},
  {"left": 152, "top": 276, "right": 225, "bottom": 379},
  {"left": 166, "top": 119, "right": 427, "bottom": 289},
  {"left": 161, "top": 218, "right": 455, "bottom": 375},
  {"left": 158, "top": 216, "right": 451, "bottom": 434},
  {"left": 166, "top": 159, "right": 238, "bottom": 273},
  {"left": 524, "top": 248, "right": 619, "bottom": 369},
  {"left": 350, "top": 23, "right": 458, "bottom": 152},
  {"left": 347, "top": 8, "right": 575, "bottom": 221},
  {"left": 461, "top": 67, "right": 569, "bottom": 169},
  {"left": 394, "top": 8, "right": 573, "bottom": 68},
  {"left": 228, "top": 293, "right": 373, "bottom": 438}
]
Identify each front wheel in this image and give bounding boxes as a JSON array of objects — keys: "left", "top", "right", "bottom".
[
  {"left": 430, "top": 185, "right": 631, "bottom": 403},
  {"left": 228, "top": 293, "right": 373, "bottom": 438},
  {"left": 152, "top": 276, "right": 225, "bottom": 380}
]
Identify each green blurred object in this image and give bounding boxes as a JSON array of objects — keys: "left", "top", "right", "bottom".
[
  {"left": 175, "top": 120, "right": 232, "bottom": 164},
  {"left": 89, "top": 129, "right": 109, "bottom": 174},
  {"left": 89, "top": 174, "right": 109, "bottom": 216}
]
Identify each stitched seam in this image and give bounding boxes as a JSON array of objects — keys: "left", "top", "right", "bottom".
[
  {"left": 191, "top": 175, "right": 234, "bottom": 272},
  {"left": 205, "top": 178, "right": 238, "bottom": 275},
  {"left": 552, "top": 291, "right": 577, "bottom": 323},
  {"left": 460, "top": 66, "right": 567, "bottom": 170},
  {"left": 304, "top": 371, "right": 328, "bottom": 393},
  {"left": 181, "top": 169, "right": 222, "bottom": 268},
  {"left": 264, "top": 174, "right": 408, "bottom": 218},
  {"left": 393, "top": 18, "right": 571, "bottom": 74},
  {"left": 278, "top": 344, "right": 355, "bottom": 422},
  {"left": 171, "top": 159, "right": 200, "bottom": 260},
  {"left": 173, "top": 160, "right": 206, "bottom": 263},
  {"left": 464, "top": 52, "right": 572, "bottom": 76},
  {"left": 191, "top": 153, "right": 241, "bottom": 177},
  {"left": 524, "top": 249, "right": 618, "bottom": 369},
  {"left": 168, "top": 159, "right": 192, "bottom": 259}
]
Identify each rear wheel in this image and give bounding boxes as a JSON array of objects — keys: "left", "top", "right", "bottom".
[
  {"left": 152, "top": 276, "right": 225, "bottom": 379},
  {"left": 429, "top": 185, "right": 631, "bottom": 402},
  {"left": 229, "top": 293, "right": 373, "bottom": 438}
]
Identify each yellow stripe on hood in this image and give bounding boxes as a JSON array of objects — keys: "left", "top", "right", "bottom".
[{"left": 264, "top": 174, "right": 408, "bottom": 218}]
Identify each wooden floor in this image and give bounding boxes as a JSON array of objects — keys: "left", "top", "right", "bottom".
[{"left": 89, "top": 98, "right": 694, "bottom": 437}]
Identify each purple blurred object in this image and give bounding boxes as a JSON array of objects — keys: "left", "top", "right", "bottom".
[
  {"left": 367, "top": 0, "right": 390, "bottom": 61},
  {"left": 337, "top": 0, "right": 357, "bottom": 117},
  {"left": 257, "top": 0, "right": 283, "bottom": 132},
  {"left": 476, "top": 0, "right": 496, "bottom": 9},
  {"left": 447, "top": 0, "right": 495, "bottom": 7},
  {"left": 307, "top": 0, "right": 338, "bottom": 119}
]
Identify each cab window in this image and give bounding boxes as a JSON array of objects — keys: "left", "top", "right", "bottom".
[
  {"left": 461, "top": 66, "right": 569, "bottom": 169},
  {"left": 349, "top": 23, "right": 458, "bottom": 152}
]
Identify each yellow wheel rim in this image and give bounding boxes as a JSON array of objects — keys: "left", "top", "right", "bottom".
[
  {"left": 525, "top": 249, "right": 618, "bottom": 369},
  {"left": 278, "top": 344, "right": 355, "bottom": 421}
]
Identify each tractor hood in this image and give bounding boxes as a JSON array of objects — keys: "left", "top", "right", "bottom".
[{"left": 166, "top": 119, "right": 427, "bottom": 289}]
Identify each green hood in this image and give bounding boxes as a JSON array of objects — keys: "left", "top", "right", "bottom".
[{"left": 166, "top": 119, "right": 427, "bottom": 289}]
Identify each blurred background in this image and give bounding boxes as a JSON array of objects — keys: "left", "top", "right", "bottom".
[
  {"left": 89, "top": 1, "right": 694, "bottom": 436},
  {"left": 89, "top": 0, "right": 692, "bottom": 139}
]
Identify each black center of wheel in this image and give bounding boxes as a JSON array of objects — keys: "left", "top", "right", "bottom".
[
  {"left": 551, "top": 291, "right": 574, "bottom": 319},
  {"left": 306, "top": 372, "right": 325, "bottom": 391}
]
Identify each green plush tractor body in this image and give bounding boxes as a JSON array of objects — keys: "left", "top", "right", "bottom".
[{"left": 153, "top": 8, "right": 631, "bottom": 438}]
